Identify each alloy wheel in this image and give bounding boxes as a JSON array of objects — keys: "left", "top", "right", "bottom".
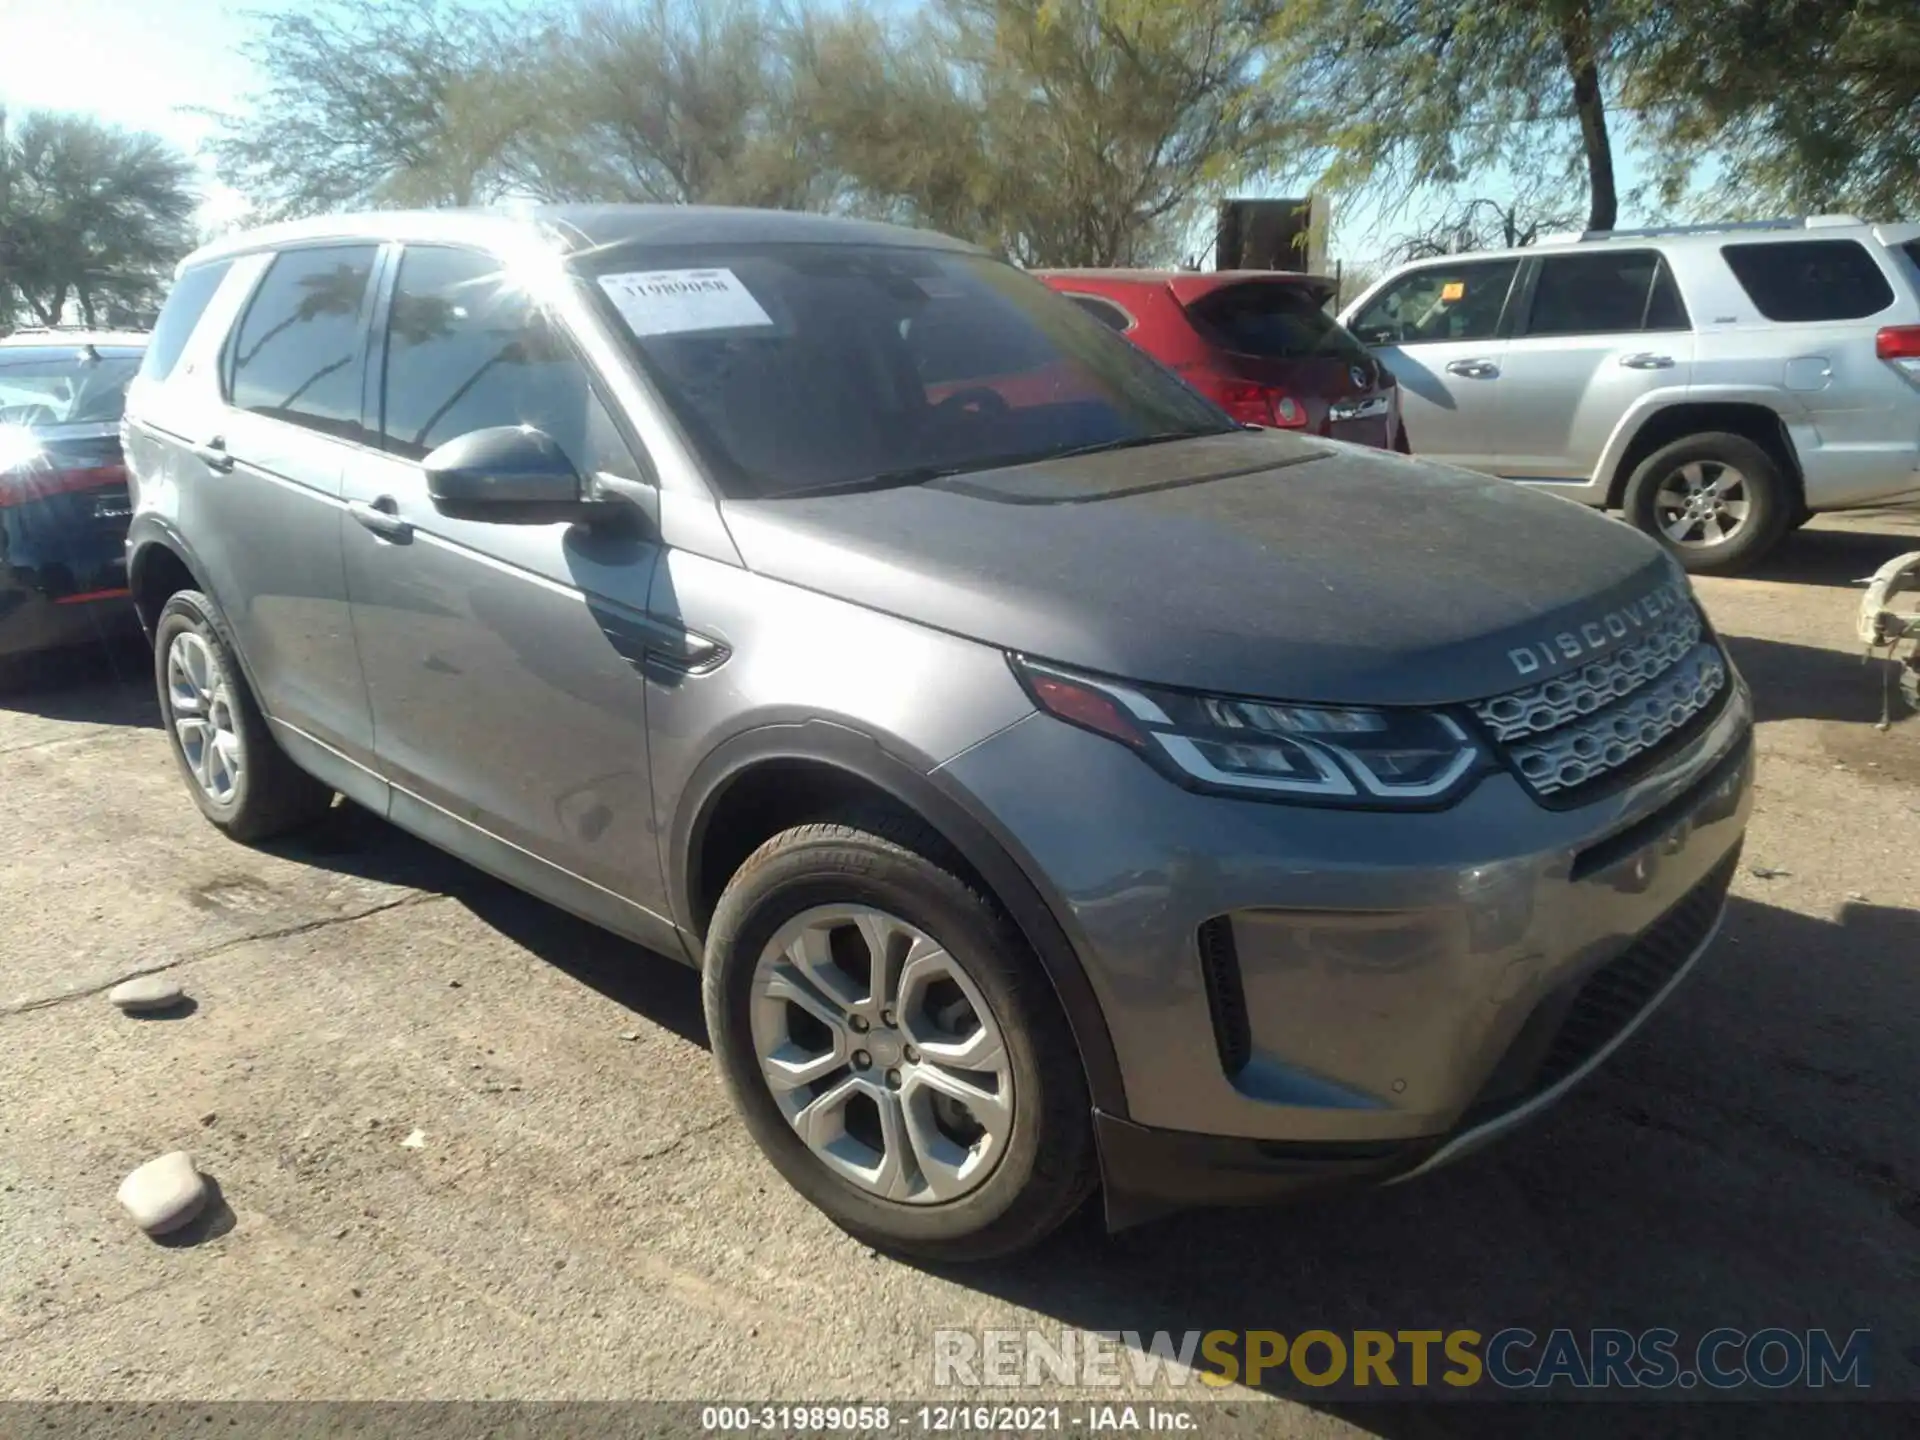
[
  {"left": 166, "top": 631, "right": 244, "bottom": 805},
  {"left": 1652, "top": 460, "right": 1751, "bottom": 549},
  {"left": 749, "top": 904, "right": 1014, "bottom": 1204}
]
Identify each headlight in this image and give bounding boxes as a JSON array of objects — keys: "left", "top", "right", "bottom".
[{"left": 1011, "top": 656, "right": 1490, "bottom": 808}]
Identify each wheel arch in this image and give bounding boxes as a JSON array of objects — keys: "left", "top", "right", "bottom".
[
  {"left": 1604, "top": 400, "right": 1805, "bottom": 511},
  {"left": 671, "top": 718, "right": 1128, "bottom": 1116}
]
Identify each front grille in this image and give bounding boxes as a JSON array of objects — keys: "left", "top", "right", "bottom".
[
  {"left": 1464, "top": 846, "right": 1739, "bottom": 1126},
  {"left": 1471, "top": 604, "right": 1729, "bottom": 801}
]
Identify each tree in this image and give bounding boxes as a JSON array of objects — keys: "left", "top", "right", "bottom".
[
  {"left": 0, "top": 110, "right": 197, "bottom": 328},
  {"left": 1265, "top": 0, "right": 1650, "bottom": 236},
  {"left": 202, "top": 0, "right": 544, "bottom": 218},
  {"left": 1627, "top": 0, "right": 1920, "bottom": 218},
  {"left": 521, "top": 0, "right": 830, "bottom": 209},
  {"left": 1383, "top": 192, "right": 1585, "bottom": 263},
  {"left": 801, "top": 0, "right": 1292, "bottom": 266}
]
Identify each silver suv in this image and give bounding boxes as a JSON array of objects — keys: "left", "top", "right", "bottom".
[
  {"left": 123, "top": 207, "right": 1753, "bottom": 1259},
  {"left": 1343, "top": 217, "right": 1920, "bottom": 572}
]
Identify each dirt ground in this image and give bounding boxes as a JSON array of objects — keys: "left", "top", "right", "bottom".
[{"left": 2, "top": 510, "right": 1917, "bottom": 1430}]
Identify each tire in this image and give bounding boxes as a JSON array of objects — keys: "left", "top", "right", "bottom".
[
  {"left": 703, "top": 806, "right": 1096, "bottom": 1262},
  {"left": 153, "top": 590, "right": 333, "bottom": 841},
  {"left": 1622, "top": 431, "right": 1792, "bottom": 575}
]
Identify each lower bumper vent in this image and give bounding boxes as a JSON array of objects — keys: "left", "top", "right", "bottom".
[{"left": 1197, "top": 917, "right": 1251, "bottom": 1077}]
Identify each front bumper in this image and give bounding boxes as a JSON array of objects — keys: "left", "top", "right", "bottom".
[{"left": 936, "top": 667, "right": 1754, "bottom": 1215}]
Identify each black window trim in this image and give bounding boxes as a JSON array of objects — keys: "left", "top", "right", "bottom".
[
  {"left": 1058, "top": 291, "right": 1137, "bottom": 334},
  {"left": 368, "top": 240, "right": 655, "bottom": 485},
  {"left": 1511, "top": 248, "right": 1693, "bottom": 340},
  {"left": 1358, "top": 257, "right": 1526, "bottom": 347},
  {"left": 219, "top": 238, "right": 388, "bottom": 450}
]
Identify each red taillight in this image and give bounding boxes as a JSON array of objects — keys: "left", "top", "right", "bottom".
[
  {"left": 0, "top": 462, "right": 128, "bottom": 508},
  {"left": 1202, "top": 377, "right": 1309, "bottom": 429},
  {"left": 1876, "top": 325, "right": 1920, "bottom": 361}
]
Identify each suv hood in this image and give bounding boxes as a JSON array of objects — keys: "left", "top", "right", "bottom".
[{"left": 721, "top": 430, "right": 1680, "bottom": 706}]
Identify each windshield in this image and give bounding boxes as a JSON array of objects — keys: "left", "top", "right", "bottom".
[
  {"left": 578, "top": 243, "right": 1233, "bottom": 498},
  {"left": 1186, "top": 283, "right": 1371, "bottom": 364},
  {"left": 0, "top": 346, "right": 143, "bottom": 428}
]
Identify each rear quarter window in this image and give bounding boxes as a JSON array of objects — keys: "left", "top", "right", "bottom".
[
  {"left": 1720, "top": 240, "right": 1895, "bottom": 322},
  {"left": 1188, "top": 283, "right": 1368, "bottom": 363},
  {"left": 140, "top": 260, "right": 234, "bottom": 385}
]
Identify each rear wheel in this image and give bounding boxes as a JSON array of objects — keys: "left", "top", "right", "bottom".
[
  {"left": 702, "top": 807, "right": 1095, "bottom": 1261},
  {"left": 154, "top": 590, "right": 333, "bottom": 840},
  {"left": 1622, "top": 431, "right": 1791, "bottom": 574}
]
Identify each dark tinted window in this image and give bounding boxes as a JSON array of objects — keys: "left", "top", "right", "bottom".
[
  {"left": 0, "top": 347, "right": 142, "bottom": 427},
  {"left": 581, "top": 244, "right": 1230, "bottom": 499},
  {"left": 1351, "top": 260, "right": 1519, "bottom": 345},
  {"left": 1061, "top": 293, "right": 1133, "bottom": 332},
  {"left": 380, "top": 246, "right": 638, "bottom": 478},
  {"left": 1187, "top": 282, "right": 1368, "bottom": 362},
  {"left": 1722, "top": 240, "right": 1894, "bottom": 322},
  {"left": 229, "top": 246, "right": 377, "bottom": 440},
  {"left": 1526, "top": 250, "right": 1689, "bottom": 336},
  {"left": 141, "top": 260, "right": 232, "bottom": 384}
]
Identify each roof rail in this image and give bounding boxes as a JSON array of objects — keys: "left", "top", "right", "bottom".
[{"left": 1579, "top": 216, "right": 1863, "bottom": 242}]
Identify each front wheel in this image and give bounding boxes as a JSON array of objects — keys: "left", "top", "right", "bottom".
[
  {"left": 702, "top": 809, "right": 1095, "bottom": 1261},
  {"left": 1622, "top": 432, "right": 1792, "bottom": 574}
]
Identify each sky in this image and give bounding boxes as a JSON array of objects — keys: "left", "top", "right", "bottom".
[
  {"left": 1, "top": 0, "right": 1671, "bottom": 270},
  {"left": 0, "top": 0, "right": 263, "bottom": 230}
]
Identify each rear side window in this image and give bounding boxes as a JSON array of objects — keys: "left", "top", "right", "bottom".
[
  {"left": 1061, "top": 293, "right": 1134, "bottom": 332},
  {"left": 379, "top": 245, "right": 639, "bottom": 478},
  {"left": 1350, "top": 260, "right": 1519, "bottom": 345},
  {"left": 228, "top": 245, "right": 378, "bottom": 441},
  {"left": 1187, "top": 283, "right": 1369, "bottom": 363},
  {"left": 1721, "top": 240, "right": 1894, "bottom": 322},
  {"left": 140, "top": 260, "right": 233, "bottom": 384},
  {"left": 1524, "top": 251, "right": 1690, "bottom": 336}
]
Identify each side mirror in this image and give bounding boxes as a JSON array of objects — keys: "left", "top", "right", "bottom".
[{"left": 423, "top": 426, "right": 596, "bottom": 525}]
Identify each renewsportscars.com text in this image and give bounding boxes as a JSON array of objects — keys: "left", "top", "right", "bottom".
[{"left": 932, "top": 1327, "right": 1872, "bottom": 1392}]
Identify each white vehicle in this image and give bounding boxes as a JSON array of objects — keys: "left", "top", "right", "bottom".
[{"left": 1342, "top": 217, "right": 1920, "bottom": 572}]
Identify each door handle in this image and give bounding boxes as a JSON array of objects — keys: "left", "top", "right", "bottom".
[
  {"left": 1444, "top": 358, "right": 1500, "bottom": 379},
  {"left": 348, "top": 496, "right": 413, "bottom": 542},
  {"left": 1619, "top": 352, "right": 1676, "bottom": 370},
  {"left": 189, "top": 436, "right": 234, "bottom": 472}
]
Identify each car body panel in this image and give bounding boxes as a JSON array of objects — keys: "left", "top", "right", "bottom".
[
  {"left": 939, "top": 672, "right": 1752, "bottom": 1139},
  {"left": 722, "top": 427, "right": 1671, "bottom": 706}
]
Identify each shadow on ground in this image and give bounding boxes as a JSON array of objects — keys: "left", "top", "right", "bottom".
[
  {"left": 0, "top": 636, "right": 158, "bottom": 728},
  {"left": 1723, "top": 633, "right": 1915, "bottom": 728},
  {"left": 266, "top": 801, "right": 708, "bottom": 1050},
  {"left": 1748, "top": 517, "right": 1920, "bottom": 591}
]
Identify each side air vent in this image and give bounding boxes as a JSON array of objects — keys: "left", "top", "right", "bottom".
[{"left": 1196, "top": 917, "right": 1251, "bottom": 1077}]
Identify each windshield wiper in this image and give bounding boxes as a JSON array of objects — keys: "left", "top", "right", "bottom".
[
  {"left": 774, "top": 432, "right": 1210, "bottom": 499},
  {"left": 1039, "top": 430, "right": 1210, "bottom": 462},
  {"left": 777, "top": 463, "right": 975, "bottom": 498}
]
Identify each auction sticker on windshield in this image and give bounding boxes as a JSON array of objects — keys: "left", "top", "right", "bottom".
[{"left": 598, "top": 268, "right": 774, "bottom": 337}]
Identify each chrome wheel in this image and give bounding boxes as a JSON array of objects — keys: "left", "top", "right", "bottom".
[
  {"left": 1653, "top": 460, "right": 1751, "bottom": 549},
  {"left": 166, "top": 631, "right": 243, "bottom": 805},
  {"left": 749, "top": 904, "right": 1014, "bottom": 1204}
]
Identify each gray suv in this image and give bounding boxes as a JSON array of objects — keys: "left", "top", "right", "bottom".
[
  {"left": 123, "top": 207, "right": 1754, "bottom": 1260},
  {"left": 1343, "top": 217, "right": 1920, "bottom": 573}
]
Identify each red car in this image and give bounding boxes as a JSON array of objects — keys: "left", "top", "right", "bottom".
[{"left": 1035, "top": 269, "right": 1408, "bottom": 451}]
